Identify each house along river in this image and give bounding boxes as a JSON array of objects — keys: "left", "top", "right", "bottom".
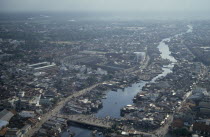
[{"left": 61, "top": 25, "right": 193, "bottom": 137}]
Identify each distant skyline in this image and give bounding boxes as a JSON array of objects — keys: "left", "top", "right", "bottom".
[{"left": 0, "top": 0, "right": 210, "bottom": 13}]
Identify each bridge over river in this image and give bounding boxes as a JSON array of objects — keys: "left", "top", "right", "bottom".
[
  {"left": 56, "top": 114, "right": 156, "bottom": 136},
  {"left": 55, "top": 114, "right": 114, "bottom": 129}
]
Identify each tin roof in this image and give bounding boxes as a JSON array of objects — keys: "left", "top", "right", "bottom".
[{"left": 0, "top": 109, "right": 14, "bottom": 122}]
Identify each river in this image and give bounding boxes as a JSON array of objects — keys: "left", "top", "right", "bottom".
[{"left": 61, "top": 25, "right": 193, "bottom": 137}]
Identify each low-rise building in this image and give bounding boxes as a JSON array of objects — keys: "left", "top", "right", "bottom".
[
  {"left": 19, "top": 111, "right": 36, "bottom": 118},
  {"left": 5, "top": 128, "right": 22, "bottom": 137}
]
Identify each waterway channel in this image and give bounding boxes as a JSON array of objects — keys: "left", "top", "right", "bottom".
[{"left": 61, "top": 25, "right": 193, "bottom": 137}]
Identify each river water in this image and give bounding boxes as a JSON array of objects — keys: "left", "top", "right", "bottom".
[{"left": 61, "top": 25, "right": 193, "bottom": 137}]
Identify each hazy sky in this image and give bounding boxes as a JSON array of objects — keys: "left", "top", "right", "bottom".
[{"left": 0, "top": 0, "right": 210, "bottom": 13}]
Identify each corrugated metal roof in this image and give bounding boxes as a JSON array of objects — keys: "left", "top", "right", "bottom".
[{"left": 0, "top": 109, "right": 14, "bottom": 122}]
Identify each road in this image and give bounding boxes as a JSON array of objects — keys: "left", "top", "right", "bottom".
[
  {"left": 153, "top": 90, "right": 193, "bottom": 137},
  {"left": 24, "top": 54, "right": 150, "bottom": 137},
  {"left": 24, "top": 82, "right": 113, "bottom": 137}
]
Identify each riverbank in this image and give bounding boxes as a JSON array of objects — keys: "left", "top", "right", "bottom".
[
  {"left": 34, "top": 25, "right": 194, "bottom": 137},
  {"left": 60, "top": 27, "right": 184, "bottom": 137}
]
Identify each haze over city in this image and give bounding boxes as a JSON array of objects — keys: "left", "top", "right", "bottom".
[
  {"left": 1, "top": 0, "right": 210, "bottom": 137},
  {"left": 1, "top": 0, "right": 210, "bottom": 13}
]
